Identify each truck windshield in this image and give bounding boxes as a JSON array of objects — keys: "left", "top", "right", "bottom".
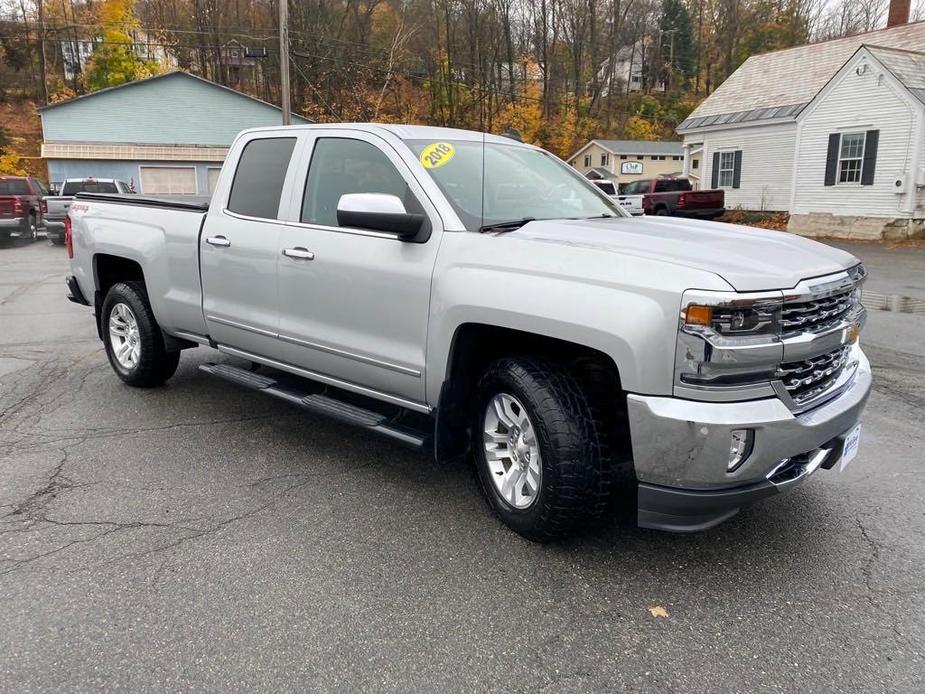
[
  {"left": 404, "top": 139, "right": 624, "bottom": 230},
  {"left": 61, "top": 180, "right": 119, "bottom": 195}
]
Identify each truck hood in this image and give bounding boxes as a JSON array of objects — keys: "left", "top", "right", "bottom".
[{"left": 513, "top": 216, "right": 859, "bottom": 292}]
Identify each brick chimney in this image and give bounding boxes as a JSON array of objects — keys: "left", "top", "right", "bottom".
[{"left": 887, "top": 0, "right": 910, "bottom": 27}]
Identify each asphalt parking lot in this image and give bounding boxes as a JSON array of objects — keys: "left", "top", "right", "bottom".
[{"left": 1, "top": 239, "right": 923, "bottom": 692}]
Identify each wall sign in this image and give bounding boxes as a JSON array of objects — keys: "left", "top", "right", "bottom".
[{"left": 621, "top": 161, "right": 643, "bottom": 175}]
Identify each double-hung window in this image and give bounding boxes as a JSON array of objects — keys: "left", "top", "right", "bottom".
[
  {"left": 837, "top": 132, "right": 865, "bottom": 184},
  {"left": 717, "top": 151, "right": 736, "bottom": 187}
]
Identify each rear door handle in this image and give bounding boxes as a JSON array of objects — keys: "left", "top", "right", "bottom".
[
  {"left": 282, "top": 247, "right": 315, "bottom": 260},
  {"left": 206, "top": 235, "right": 231, "bottom": 247}
]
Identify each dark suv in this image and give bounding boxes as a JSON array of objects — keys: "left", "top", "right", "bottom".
[{"left": 0, "top": 176, "right": 47, "bottom": 242}]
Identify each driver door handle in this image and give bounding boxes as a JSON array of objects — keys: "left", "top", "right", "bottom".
[
  {"left": 206, "top": 235, "right": 231, "bottom": 247},
  {"left": 282, "top": 247, "right": 315, "bottom": 260}
]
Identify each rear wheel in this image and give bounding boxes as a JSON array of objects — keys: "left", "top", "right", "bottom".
[
  {"left": 101, "top": 282, "right": 180, "bottom": 387},
  {"left": 472, "top": 357, "right": 611, "bottom": 542},
  {"left": 654, "top": 207, "right": 669, "bottom": 216},
  {"left": 19, "top": 214, "right": 37, "bottom": 243}
]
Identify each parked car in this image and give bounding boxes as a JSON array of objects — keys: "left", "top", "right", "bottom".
[
  {"left": 0, "top": 176, "right": 48, "bottom": 242},
  {"left": 622, "top": 177, "right": 724, "bottom": 218},
  {"left": 44, "top": 178, "right": 133, "bottom": 245},
  {"left": 615, "top": 182, "right": 644, "bottom": 216},
  {"left": 65, "top": 124, "right": 870, "bottom": 542}
]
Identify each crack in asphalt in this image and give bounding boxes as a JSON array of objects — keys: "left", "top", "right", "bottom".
[{"left": 854, "top": 512, "right": 914, "bottom": 647}]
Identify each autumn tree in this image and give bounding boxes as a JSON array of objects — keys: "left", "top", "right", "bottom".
[{"left": 82, "top": 0, "right": 162, "bottom": 91}]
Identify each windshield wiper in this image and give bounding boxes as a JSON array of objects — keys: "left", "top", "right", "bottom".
[{"left": 478, "top": 217, "right": 535, "bottom": 234}]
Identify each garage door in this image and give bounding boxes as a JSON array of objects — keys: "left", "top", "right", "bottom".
[
  {"left": 139, "top": 166, "right": 198, "bottom": 195},
  {"left": 207, "top": 167, "right": 222, "bottom": 194}
]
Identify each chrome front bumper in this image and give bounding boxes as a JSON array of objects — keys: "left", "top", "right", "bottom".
[{"left": 627, "top": 347, "right": 871, "bottom": 531}]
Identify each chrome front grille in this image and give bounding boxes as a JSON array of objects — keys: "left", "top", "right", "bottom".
[
  {"left": 780, "top": 289, "right": 854, "bottom": 334},
  {"left": 778, "top": 347, "right": 850, "bottom": 406}
]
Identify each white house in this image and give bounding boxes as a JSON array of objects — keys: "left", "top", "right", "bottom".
[
  {"left": 596, "top": 42, "right": 667, "bottom": 95},
  {"left": 677, "top": 19, "right": 925, "bottom": 239}
]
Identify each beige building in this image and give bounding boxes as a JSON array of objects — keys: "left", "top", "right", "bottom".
[{"left": 567, "top": 139, "right": 694, "bottom": 187}]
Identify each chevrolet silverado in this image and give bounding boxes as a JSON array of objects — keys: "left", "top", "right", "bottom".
[{"left": 65, "top": 124, "right": 870, "bottom": 542}]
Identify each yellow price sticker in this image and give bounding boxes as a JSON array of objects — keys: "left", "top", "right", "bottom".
[{"left": 420, "top": 142, "right": 456, "bottom": 169}]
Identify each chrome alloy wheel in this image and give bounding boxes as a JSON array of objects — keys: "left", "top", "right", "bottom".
[
  {"left": 482, "top": 393, "right": 542, "bottom": 509},
  {"left": 109, "top": 303, "right": 141, "bottom": 369}
]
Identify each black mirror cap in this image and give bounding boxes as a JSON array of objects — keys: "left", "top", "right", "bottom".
[{"left": 336, "top": 209, "right": 429, "bottom": 241}]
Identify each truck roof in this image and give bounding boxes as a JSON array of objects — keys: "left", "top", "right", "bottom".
[
  {"left": 64, "top": 177, "right": 120, "bottom": 182},
  {"left": 235, "top": 122, "right": 531, "bottom": 147}
]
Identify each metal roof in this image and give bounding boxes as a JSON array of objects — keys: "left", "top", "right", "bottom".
[
  {"left": 679, "top": 21, "right": 925, "bottom": 132},
  {"left": 592, "top": 139, "right": 684, "bottom": 155},
  {"left": 585, "top": 167, "right": 613, "bottom": 179},
  {"left": 39, "top": 70, "right": 311, "bottom": 122}
]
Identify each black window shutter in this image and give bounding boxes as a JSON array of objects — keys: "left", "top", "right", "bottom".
[
  {"left": 711, "top": 152, "right": 719, "bottom": 188},
  {"left": 732, "top": 150, "right": 743, "bottom": 189},
  {"left": 861, "top": 130, "right": 879, "bottom": 185},
  {"left": 824, "top": 133, "right": 840, "bottom": 186}
]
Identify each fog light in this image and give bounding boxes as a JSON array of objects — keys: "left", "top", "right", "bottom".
[{"left": 728, "top": 429, "right": 754, "bottom": 472}]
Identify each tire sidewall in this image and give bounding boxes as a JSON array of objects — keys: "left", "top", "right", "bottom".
[
  {"left": 102, "top": 289, "right": 144, "bottom": 381},
  {"left": 472, "top": 364, "right": 561, "bottom": 537}
]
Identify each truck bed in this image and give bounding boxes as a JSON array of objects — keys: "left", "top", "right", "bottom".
[
  {"left": 74, "top": 192, "right": 211, "bottom": 211},
  {"left": 68, "top": 193, "right": 210, "bottom": 339}
]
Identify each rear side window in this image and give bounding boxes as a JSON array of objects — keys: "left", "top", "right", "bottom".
[
  {"left": 622, "top": 180, "right": 648, "bottom": 195},
  {"left": 62, "top": 181, "right": 119, "bottom": 195},
  {"left": 228, "top": 137, "right": 296, "bottom": 219},
  {"left": 0, "top": 179, "right": 30, "bottom": 195}
]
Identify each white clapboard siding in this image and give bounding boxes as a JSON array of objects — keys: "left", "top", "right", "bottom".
[
  {"left": 695, "top": 123, "right": 797, "bottom": 211},
  {"left": 792, "top": 55, "right": 921, "bottom": 218},
  {"left": 918, "top": 136, "right": 925, "bottom": 214}
]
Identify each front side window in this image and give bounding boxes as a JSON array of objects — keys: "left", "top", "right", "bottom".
[
  {"left": 405, "top": 139, "right": 622, "bottom": 230},
  {"left": 838, "top": 132, "right": 865, "bottom": 184},
  {"left": 302, "top": 137, "right": 420, "bottom": 227},
  {"left": 718, "top": 151, "right": 736, "bottom": 187},
  {"left": 227, "top": 137, "right": 296, "bottom": 219}
]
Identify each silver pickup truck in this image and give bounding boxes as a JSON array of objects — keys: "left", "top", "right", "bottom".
[{"left": 65, "top": 124, "right": 871, "bottom": 541}]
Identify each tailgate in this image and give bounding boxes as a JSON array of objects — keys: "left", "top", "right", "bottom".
[
  {"left": 45, "top": 197, "right": 73, "bottom": 218},
  {"left": 681, "top": 190, "right": 724, "bottom": 209},
  {"left": 0, "top": 197, "right": 16, "bottom": 218}
]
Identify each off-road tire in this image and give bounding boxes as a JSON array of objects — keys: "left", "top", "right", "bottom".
[
  {"left": 101, "top": 281, "right": 180, "bottom": 387},
  {"left": 472, "top": 357, "right": 612, "bottom": 542}
]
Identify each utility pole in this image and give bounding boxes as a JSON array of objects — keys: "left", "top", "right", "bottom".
[{"left": 279, "top": 0, "right": 291, "bottom": 125}]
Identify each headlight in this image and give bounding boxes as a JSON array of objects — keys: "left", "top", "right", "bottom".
[
  {"left": 675, "top": 290, "right": 784, "bottom": 392},
  {"left": 681, "top": 297, "right": 781, "bottom": 338}
]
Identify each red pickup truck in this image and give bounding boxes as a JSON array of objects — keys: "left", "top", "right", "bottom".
[
  {"left": 621, "top": 177, "right": 724, "bottom": 219},
  {"left": 0, "top": 176, "right": 48, "bottom": 242}
]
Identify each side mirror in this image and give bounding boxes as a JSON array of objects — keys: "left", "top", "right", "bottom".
[{"left": 336, "top": 193, "right": 425, "bottom": 239}]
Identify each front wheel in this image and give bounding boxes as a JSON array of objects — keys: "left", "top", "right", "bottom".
[
  {"left": 101, "top": 282, "right": 180, "bottom": 387},
  {"left": 472, "top": 358, "right": 611, "bottom": 542}
]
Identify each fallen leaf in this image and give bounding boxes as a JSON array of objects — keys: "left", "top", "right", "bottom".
[{"left": 648, "top": 605, "right": 669, "bottom": 618}]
